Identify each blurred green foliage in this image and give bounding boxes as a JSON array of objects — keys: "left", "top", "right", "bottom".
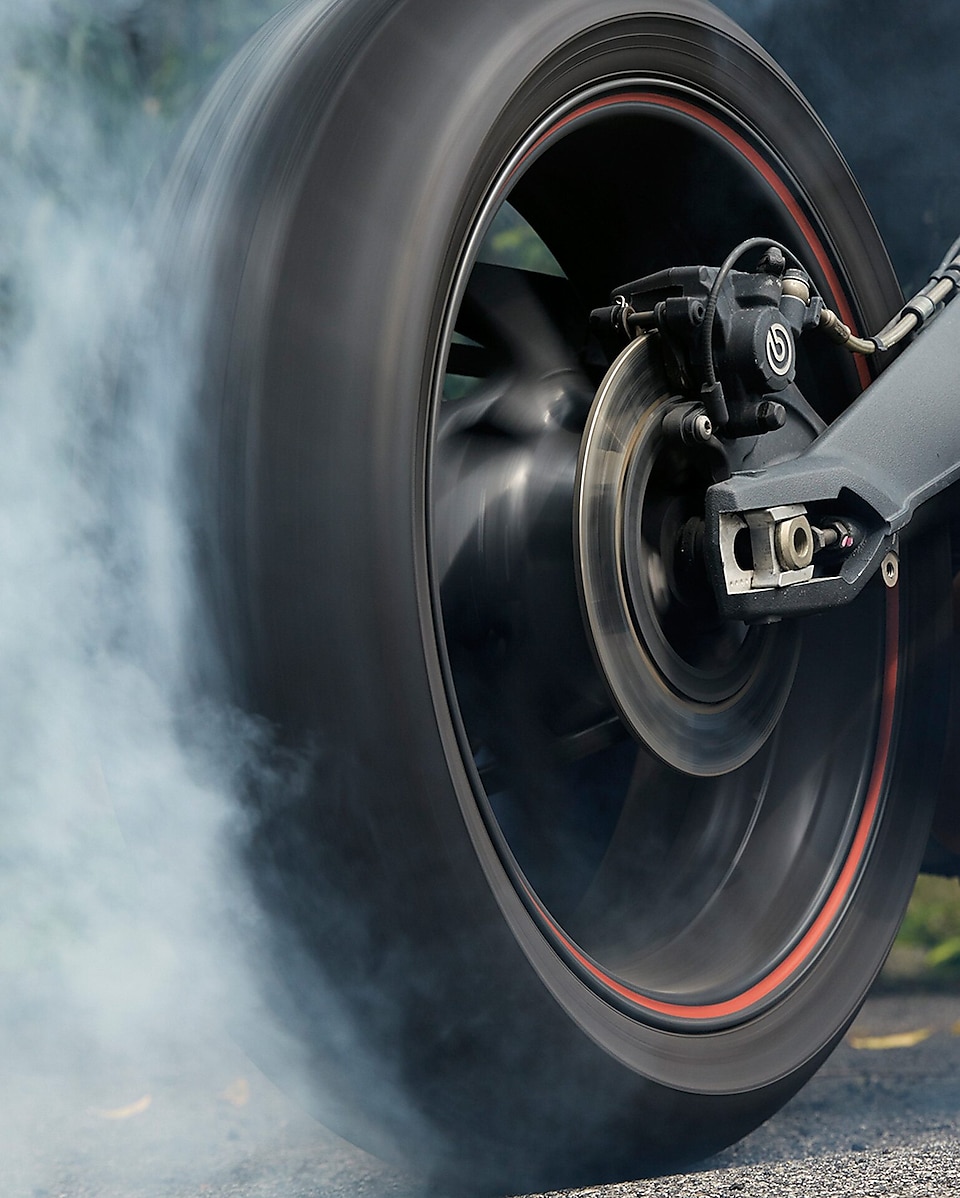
[
  {"left": 17, "top": 1, "right": 287, "bottom": 124},
  {"left": 3, "top": 0, "right": 290, "bottom": 214},
  {"left": 0, "top": 2, "right": 289, "bottom": 353},
  {"left": 482, "top": 203, "right": 563, "bottom": 277},
  {"left": 888, "top": 874, "right": 960, "bottom": 985}
]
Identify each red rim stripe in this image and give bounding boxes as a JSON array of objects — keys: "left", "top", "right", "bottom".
[
  {"left": 511, "top": 91, "right": 896, "bottom": 1020},
  {"left": 523, "top": 585, "right": 897, "bottom": 1020}
]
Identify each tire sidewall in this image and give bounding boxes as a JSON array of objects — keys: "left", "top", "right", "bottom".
[{"left": 199, "top": 0, "right": 939, "bottom": 1176}]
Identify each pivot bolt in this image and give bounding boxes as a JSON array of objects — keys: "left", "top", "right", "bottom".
[
  {"left": 663, "top": 404, "right": 713, "bottom": 446},
  {"left": 756, "top": 399, "right": 787, "bottom": 432},
  {"left": 881, "top": 551, "right": 900, "bottom": 588}
]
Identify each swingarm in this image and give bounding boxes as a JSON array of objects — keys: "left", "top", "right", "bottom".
[{"left": 592, "top": 236, "right": 960, "bottom": 622}]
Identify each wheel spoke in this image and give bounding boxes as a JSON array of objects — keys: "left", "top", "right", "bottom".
[
  {"left": 434, "top": 263, "right": 593, "bottom": 601},
  {"left": 436, "top": 375, "right": 513, "bottom": 441},
  {"left": 477, "top": 713, "right": 627, "bottom": 791}
]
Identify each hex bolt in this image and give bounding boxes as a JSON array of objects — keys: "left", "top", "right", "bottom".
[
  {"left": 756, "top": 400, "right": 787, "bottom": 432},
  {"left": 810, "top": 524, "right": 839, "bottom": 551},
  {"left": 662, "top": 405, "right": 713, "bottom": 446},
  {"left": 881, "top": 551, "right": 900, "bottom": 588},
  {"left": 775, "top": 515, "right": 814, "bottom": 571}
]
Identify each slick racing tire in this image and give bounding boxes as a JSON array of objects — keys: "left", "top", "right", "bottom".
[{"left": 155, "top": 0, "right": 950, "bottom": 1189}]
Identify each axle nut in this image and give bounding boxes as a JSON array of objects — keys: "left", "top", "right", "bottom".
[{"left": 775, "top": 515, "right": 814, "bottom": 571}]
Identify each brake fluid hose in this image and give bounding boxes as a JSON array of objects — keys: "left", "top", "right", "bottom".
[{"left": 820, "top": 231, "right": 960, "bottom": 355}]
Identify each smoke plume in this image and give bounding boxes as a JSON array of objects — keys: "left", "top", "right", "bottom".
[{"left": 0, "top": 3, "right": 401, "bottom": 1194}]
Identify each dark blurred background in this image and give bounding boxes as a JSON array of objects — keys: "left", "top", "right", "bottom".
[
  {"left": 7, "top": 0, "right": 958, "bottom": 287},
  {"left": 721, "top": 0, "right": 960, "bottom": 296}
]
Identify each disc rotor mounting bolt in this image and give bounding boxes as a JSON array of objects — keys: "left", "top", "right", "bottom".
[{"left": 674, "top": 516, "right": 710, "bottom": 600}]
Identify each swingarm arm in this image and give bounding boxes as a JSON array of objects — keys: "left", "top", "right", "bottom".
[{"left": 704, "top": 292, "right": 960, "bottom": 621}]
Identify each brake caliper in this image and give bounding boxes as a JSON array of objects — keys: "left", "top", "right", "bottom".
[{"left": 590, "top": 243, "right": 870, "bottom": 622}]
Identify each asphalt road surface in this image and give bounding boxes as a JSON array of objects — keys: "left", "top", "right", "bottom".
[{"left": 7, "top": 983, "right": 960, "bottom": 1198}]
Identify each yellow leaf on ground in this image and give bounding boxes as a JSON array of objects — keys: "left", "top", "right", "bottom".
[
  {"left": 93, "top": 1094, "right": 152, "bottom": 1120},
  {"left": 220, "top": 1077, "right": 250, "bottom": 1108},
  {"left": 848, "top": 1028, "right": 934, "bottom": 1050},
  {"left": 950, "top": 1020, "right": 960, "bottom": 1036}
]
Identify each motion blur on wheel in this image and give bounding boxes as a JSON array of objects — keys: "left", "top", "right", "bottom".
[{"left": 157, "top": 0, "right": 957, "bottom": 1190}]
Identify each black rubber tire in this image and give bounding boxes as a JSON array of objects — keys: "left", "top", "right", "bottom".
[{"left": 157, "top": 0, "right": 950, "bottom": 1189}]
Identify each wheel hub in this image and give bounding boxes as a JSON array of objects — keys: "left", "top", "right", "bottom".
[{"left": 575, "top": 335, "right": 801, "bottom": 776}]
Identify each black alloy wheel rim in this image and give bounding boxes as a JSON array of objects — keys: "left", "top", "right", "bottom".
[{"left": 428, "top": 82, "right": 897, "bottom": 1030}]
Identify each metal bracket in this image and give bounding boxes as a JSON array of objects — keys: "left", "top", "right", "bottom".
[{"left": 718, "top": 505, "right": 815, "bottom": 595}]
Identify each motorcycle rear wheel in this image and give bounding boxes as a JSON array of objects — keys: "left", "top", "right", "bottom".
[{"left": 160, "top": 0, "right": 950, "bottom": 1187}]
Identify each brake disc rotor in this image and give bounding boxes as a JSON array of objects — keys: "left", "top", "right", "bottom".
[{"left": 575, "top": 335, "right": 801, "bottom": 776}]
